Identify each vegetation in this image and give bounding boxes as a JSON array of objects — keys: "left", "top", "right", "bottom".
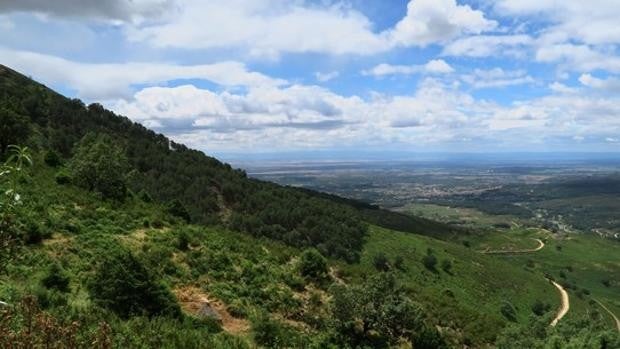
[{"left": 0, "top": 64, "right": 617, "bottom": 348}]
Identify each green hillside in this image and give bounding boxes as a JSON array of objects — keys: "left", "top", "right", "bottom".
[{"left": 1, "top": 65, "right": 618, "bottom": 348}]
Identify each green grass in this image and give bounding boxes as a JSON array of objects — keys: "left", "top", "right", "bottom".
[
  {"left": 403, "top": 203, "right": 520, "bottom": 230},
  {"left": 338, "top": 226, "right": 560, "bottom": 344},
  {"left": 467, "top": 226, "right": 620, "bottom": 331}
]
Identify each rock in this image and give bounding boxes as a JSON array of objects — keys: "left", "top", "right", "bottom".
[{"left": 198, "top": 302, "right": 222, "bottom": 322}]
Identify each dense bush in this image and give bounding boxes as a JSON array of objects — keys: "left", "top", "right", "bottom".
[
  {"left": 55, "top": 169, "right": 71, "bottom": 185},
  {"left": 0, "top": 107, "right": 30, "bottom": 154},
  {"left": 89, "top": 247, "right": 181, "bottom": 318},
  {"left": 41, "top": 263, "right": 70, "bottom": 293},
  {"left": 373, "top": 252, "right": 390, "bottom": 272},
  {"left": 422, "top": 254, "right": 438, "bottom": 271},
  {"left": 298, "top": 248, "right": 328, "bottom": 280},
  {"left": 330, "top": 273, "right": 432, "bottom": 348},
  {"left": 500, "top": 301, "right": 517, "bottom": 322},
  {"left": 44, "top": 149, "right": 62, "bottom": 167}
]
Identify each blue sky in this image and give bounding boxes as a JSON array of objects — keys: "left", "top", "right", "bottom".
[{"left": 1, "top": 0, "right": 620, "bottom": 155}]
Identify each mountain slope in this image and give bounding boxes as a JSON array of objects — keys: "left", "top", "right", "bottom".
[{"left": 1, "top": 65, "right": 618, "bottom": 348}]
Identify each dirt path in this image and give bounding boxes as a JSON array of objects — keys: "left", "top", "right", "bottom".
[
  {"left": 549, "top": 280, "right": 570, "bottom": 327},
  {"left": 594, "top": 299, "right": 620, "bottom": 332},
  {"left": 481, "top": 238, "right": 545, "bottom": 254}
]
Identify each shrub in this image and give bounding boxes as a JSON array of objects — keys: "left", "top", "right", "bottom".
[
  {"left": 331, "top": 273, "right": 430, "bottom": 348},
  {"left": 23, "top": 219, "right": 44, "bottom": 244},
  {"left": 151, "top": 219, "right": 164, "bottom": 229},
  {"left": 55, "top": 170, "right": 71, "bottom": 185},
  {"left": 138, "top": 190, "right": 153, "bottom": 203},
  {"left": 500, "top": 301, "right": 517, "bottom": 322},
  {"left": 88, "top": 247, "right": 181, "bottom": 318},
  {"left": 177, "top": 230, "right": 191, "bottom": 251},
  {"left": 167, "top": 199, "right": 191, "bottom": 222},
  {"left": 251, "top": 314, "right": 282, "bottom": 348},
  {"left": 298, "top": 248, "right": 328, "bottom": 280},
  {"left": 441, "top": 259, "right": 453, "bottom": 273},
  {"left": 44, "top": 150, "right": 62, "bottom": 167},
  {"left": 531, "top": 299, "right": 550, "bottom": 316},
  {"left": 373, "top": 253, "right": 390, "bottom": 272},
  {"left": 422, "top": 254, "right": 438, "bottom": 271},
  {"left": 41, "top": 263, "right": 70, "bottom": 293},
  {"left": 394, "top": 255, "right": 405, "bottom": 271}
]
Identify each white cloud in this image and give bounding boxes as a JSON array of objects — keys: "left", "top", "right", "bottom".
[
  {"left": 362, "top": 59, "right": 454, "bottom": 77},
  {"left": 125, "top": 0, "right": 496, "bottom": 57},
  {"left": 535, "top": 44, "right": 620, "bottom": 73},
  {"left": 460, "top": 68, "right": 534, "bottom": 89},
  {"left": 578, "top": 74, "right": 620, "bottom": 92},
  {"left": 315, "top": 71, "right": 339, "bottom": 82},
  {"left": 101, "top": 73, "right": 620, "bottom": 151},
  {"left": 0, "top": 48, "right": 285, "bottom": 100},
  {"left": 126, "top": 0, "right": 389, "bottom": 56},
  {"left": 549, "top": 82, "right": 577, "bottom": 94},
  {"left": 442, "top": 35, "right": 532, "bottom": 57},
  {"left": 495, "top": 1, "right": 620, "bottom": 46},
  {"left": 387, "top": 0, "right": 496, "bottom": 47}
]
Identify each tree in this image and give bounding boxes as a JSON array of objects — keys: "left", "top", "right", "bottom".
[
  {"left": 70, "top": 134, "right": 129, "bottom": 200},
  {"left": 0, "top": 108, "right": 30, "bottom": 154},
  {"left": 88, "top": 247, "right": 181, "bottom": 318},
  {"left": 298, "top": 248, "right": 328, "bottom": 280},
  {"left": 331, "top": 273, "right": 432, "bottom": 348}
]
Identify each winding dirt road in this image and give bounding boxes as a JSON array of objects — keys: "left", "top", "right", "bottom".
[
  {"left": 478, "top": 236, "right": 571, "bottom": 327},
  {"left": 549, "top": 280, "right": 570, "bottom": 327},
  {"left": 594, "top": 299, "right": 620, "bottom": 332},
  {"left": 480, "top": 238, "right": 545, "bottom": 254}
]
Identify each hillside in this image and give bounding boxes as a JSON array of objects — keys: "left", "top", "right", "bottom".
[{"left": 1, "top": 65, "right": 619, "bottom": 348}]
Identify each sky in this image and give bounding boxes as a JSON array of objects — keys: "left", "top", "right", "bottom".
[{"left": 1, "top": 0, "right": 620, "bottom": 156}]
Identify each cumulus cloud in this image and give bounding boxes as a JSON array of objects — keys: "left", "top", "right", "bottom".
[
  {"left": 0, "top": 0, "right": 174, "bottom": 23},
  {"left": 535, "top": 44, "right": 620, "bottom": 73},
  {"left": 495, "top": 0, "right": 620, "bottom": 46},
  {"left": 362, "top": 59, "right": 454, "bottom": 77},
  {"left": 315, "top": 71, "right": 339, "bottom": 82},
  {"left": 578, "top": 74, "right": 620, "bottom": 92},
  {"left": 0, "top": 48, "right": 285, "bottom": 100},
  {"left": 125, "top": 0, "right": 389, "bottom": 56},
  {"left": 442, "top": 35, "right": 532, "bottom": 57},
  {"left": 387, "top": 0, "right": 496, "bottom": 47},
  {"left": 109, "top": 83, "right": 362, "bottom": 136},
  {"left": 125, "top": 0, "right": 495, "bottom": 56},
  {"left": 460, "top": 68, "right": 534, "bottom": 89}
]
